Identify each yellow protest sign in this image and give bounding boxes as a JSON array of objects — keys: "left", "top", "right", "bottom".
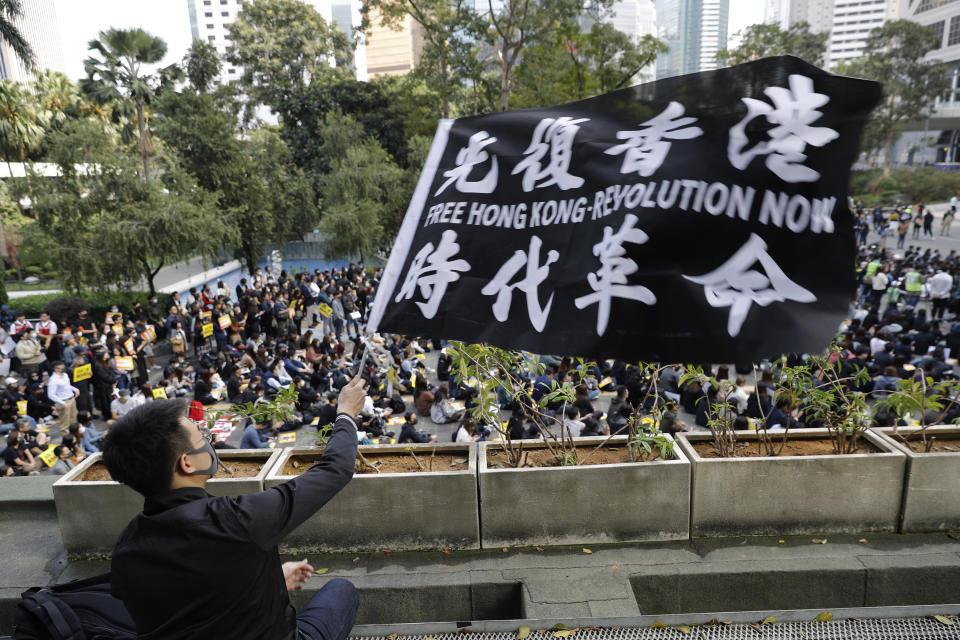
[
  {"left": 201, "top": 310, "right": 212, "bottom": 322},
  {"left": 152, "top": 387, "right": 167, "bottom": 399},
  {"left": 124, "top": 339, "right": 135, "bottom": 356},
  {"left": 17, "top": 400, "right": 27, "bottom": 415},
  {"left": 38, "top": 445, "right": 58, "bottom": 468},
  {"left": 141, "top": 326, "right": 156, "bottom": 343},
  {"left": 278, "top": 432, "right": 296, "bottom": 444},
  {"left": 218, "top": 315, "right": 231, "bottom": 330},
  {"left": 317, "top": 303, "right": 332, "bottom": 318},
  {"left": 113, "top": 324, "right": 124, "bottom": 336},
  {"left": 415, "top": 353, "right": 426, "bottom": 360},
  {"left": 599, "top": 376, "right": 613, "bottom": 389},
  {"left": 202, "top": 323, "right": 214, "bottom": 338},
  {"left": 72, "top": 364, "right": 92, "bottom": 382},
  {"left": 115, "top": 356, "right": 134, "bottom": 371}
]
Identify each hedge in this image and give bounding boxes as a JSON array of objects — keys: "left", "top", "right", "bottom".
[{"left": 9, "top": 291, "right": 156, "bottom": 322}]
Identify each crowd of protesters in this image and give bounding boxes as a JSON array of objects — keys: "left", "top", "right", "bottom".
[{"left": 5, "top": 197, "right": 960, "bottom": 477}]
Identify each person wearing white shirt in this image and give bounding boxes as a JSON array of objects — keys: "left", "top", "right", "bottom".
[
  {"left": 870, "top": 335, "right": 887, "bottom": 355},
  {"left": 928, "top": 269, "right": 954, "bottom": 320},
  {"left": 871, "top": 269, "right": 889, "bottom": 308},
  {"left": 47, "top": 362, "right": 79, "bottom": 435}
]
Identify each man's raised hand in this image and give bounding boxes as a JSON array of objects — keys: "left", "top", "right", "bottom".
[{"left": 337, "top": 374, "right": 368, "bottom": 418}]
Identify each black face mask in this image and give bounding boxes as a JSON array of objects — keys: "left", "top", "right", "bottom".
[{"left": 183, "top": 440, "right": 218, "bottom": 476}]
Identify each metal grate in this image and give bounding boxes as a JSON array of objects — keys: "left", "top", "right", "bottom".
[{"left": 355, "top": 618, "right": 960, "bottom": 640}]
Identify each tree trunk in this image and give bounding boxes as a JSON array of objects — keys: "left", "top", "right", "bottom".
[
  {"left": 882, "top": 133, "right": 893, "bottom": 178},
  {"left": 136, "top": 99, "right": 151, "bottom": 180}
]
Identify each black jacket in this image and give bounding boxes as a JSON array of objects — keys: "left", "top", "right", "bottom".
[{"left": 111, "top": 414, "right": 358, "bottom": 640}]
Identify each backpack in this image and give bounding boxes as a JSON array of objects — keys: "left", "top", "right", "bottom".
[
  {"left": 14, "top": 573, "right": 136, "bottom": 640},
  {"left": 342, "top": 297, "right": 355, "bottom": 313}
]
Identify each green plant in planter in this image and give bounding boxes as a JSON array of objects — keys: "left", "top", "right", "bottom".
[
  {"left": 626, "top": 424, "right": 674, "bottom": 462},
  {"left": 791, "top": 352, "right": 873, "bottom": 455},
  {"left": 874, "top": 375, "right": 960, "bottom": 453},
  {"left": 680, "top": 366, "right": 741, "bottom": 457}
]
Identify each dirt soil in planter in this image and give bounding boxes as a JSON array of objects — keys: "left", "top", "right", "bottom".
[
  {"left": 79, "top": 458, "right": 268, "bottom": 481},
  {"left": 282, "top": 452, "right": 470, "bottom": 475},
  {"left": 485, "top": 444, "right": 661, "bottom": 468},
  {"left": 888, "top": 433, "right": 960, "bottom": 454},
  {"left": 691, "top": 436, "right": 880, "bottom": 459}
]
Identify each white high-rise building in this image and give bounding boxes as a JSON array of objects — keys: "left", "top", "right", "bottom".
[
  {"left": 0, "top": 0, "right": 66, "bottom": 82},
  {"left": 600, "top": 0, "right": 658, "bottom": 85},
  {"left": 655, "top": 0, "right": 729, "bottom": 78},
  {"left": 826, "top": 0, "right": 897, "bottom": 68},
  {"left": 698, "top": 0, "right": 727, "bottom": 71},
  {"left": 764, "top": 0, "right": 790, "bottom": 29},
  {"left": 186, "top": 0, "right": 367, "bottom": 85},
  {"left": 784, "top": 0, "right": 897, "bottom": 69}
]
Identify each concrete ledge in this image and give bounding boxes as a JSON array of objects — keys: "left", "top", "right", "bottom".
[{"left": 0, "top": 476, "right": 56, "bottom": 509}]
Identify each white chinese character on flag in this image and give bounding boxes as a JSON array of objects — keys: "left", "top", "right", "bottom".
[
  {"left": 481, "top": 236, "right": 559, "bottom": 332},
  {"left": 728, "top": 74, "right": 839, "bottom": 183},
  {"left": 395, "top": 230, "right": 471, "bottom": 319},
  {"left": 511, "top": 116, "right": 588, "bottom": 192},
  {"left": 574, "top": 214, "right": 657, "bottom": 336},
  {"left": 434, "top": 131, "right": 499, "bottom": 196},
  {"left": 683, "top": 233, "right": 816, "bottom": 338},
  {"left": 605, "top": 102, "right": 703, "bottom": 177}
]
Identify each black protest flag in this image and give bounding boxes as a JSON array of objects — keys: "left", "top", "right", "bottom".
[{"left": 367, "top": 56, "right": 881, "bottom": 362}]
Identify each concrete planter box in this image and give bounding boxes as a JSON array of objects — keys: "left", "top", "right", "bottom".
[
  {"left": 264, "top": 443, "right": 479, "bottom": 552},
  {"left": 676, "top": 429, "right": 906, "bottom": 537},
  {"left": 872, "top": 425, "right": 960, "bottom": 533},
  {"left": 478, "top": 435, "right": 690, "bottom": 547},
  {"left": 53, "top": 448, "right": 282, "bottom": 557}
]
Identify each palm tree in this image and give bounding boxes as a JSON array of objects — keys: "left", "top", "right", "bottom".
[
  {"left": 32, "top": 70, "right": 81, "bottom": 130},
  {"left": 0, "top": 79, "right": 44, "bottom": 264},
  {"left": 82, "top": 28, "right": 179, "bottom": 180},
  {"left": 0, "top": 0, "right": 35, "bottom": 72}
]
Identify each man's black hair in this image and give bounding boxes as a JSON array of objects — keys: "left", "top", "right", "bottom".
[{"left": 102, "top": 399, "right": 193, "bottom": 498}]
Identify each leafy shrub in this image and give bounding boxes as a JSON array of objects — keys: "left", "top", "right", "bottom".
[{"left": 11, "top": 291, "right": 153, "bottom": 321}]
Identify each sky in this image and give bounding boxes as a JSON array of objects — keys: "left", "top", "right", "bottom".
[{"left": 52, "top": 0, "right": 767, "bottom": 81}]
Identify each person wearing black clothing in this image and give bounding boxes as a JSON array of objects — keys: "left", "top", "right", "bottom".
[
  {"left": 398, "top": 412, "right": 436, "bottom": 443},
  {"left": 316, "top": 392, "right": 338, "bottom": 427},
  {"left": 104, "top": 379, "right": 367, "bottom": 640},
  {"left": 193, "top": 371, "right": 217, "bottom": 406}
]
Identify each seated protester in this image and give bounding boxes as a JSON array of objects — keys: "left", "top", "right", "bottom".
[
  {"left": 694, "top": 385, "right": 716, "bottom": 428},
  {"left": 436, "top": 351, "right": 451, "bottom": 382},
  {"left": 574, "top": 384, "right": 599, "bottom": 420},
  {"left": 659, "top": 401, "right": 685, "bottom": 436},
  {"left": 608, "top": 385, "right": 628, "bottom": 419},
  {"left": 579, "top": 416, "right": 603, "bottom": 437},
  {"left": 561, "top": 405, "right": 584, "bottom": 438},
  {"left": 70, "top": 418, "right": 101, "bottom": 454},
  {"left": 874, "top": 342, "right": 896, "bottom": 372},
  {"left": 27, "top": 384, "right": 55, "bottom": 422},
  {"left": 193, "top": 370, "right": 218, "bottom": 406},
  {"left": 58, "top": 433, "right": 87, "bottom": 466},
  {"left": 165, "top": 368, "right": 193, "bottom": 398},
  {"left": 316, "top": 392, "right": 339, "bottom": 428},
  {"left": 430, "top": 385, "right": 464, "bottom": 424},
  {"left": 15, "top": 417, "right": 48, "bottom": 456},
  {"left": 226, "top": 369, "right": 245, "bottom": 404},
  {"left": 398, "top": 411, "right": 436, "bottom": 443},
  {"left": 607, "top": 403, "right": 632, "bottom": 435},
  {"left": 745, "top": 384, "right": 771, "bottom": 420},
  {"left": 679, "top": 379, "right": 701, "bottom": 415},
  {"left": 131, "top": 384, "right": 152, "bottom": 407},
  {"left": 101, "top": 388, "right": 365, "bottom": 639},
  {"left": 872, "top": 366, "right": 901, "bottom": 397},
  {"left": 765, "top": 396, "right": 800, "bottom": 431},
  {"left": 50, "top": 444, "right": 78, "bottom": 476},
  {"left": 110, "top": 389, "right": 137, "bottom": 423},
  {"left": 659, "top": 365, "right": 681, "bottom": 403},
  {"left": 415, "top": 383, "right": 435, "bottom": 417},
  {"left": 506, "top": 416, "right": 527, "bottom": 440},
  {"left": 455, "top": 416, "right": 481, "bottom": 443},
  {"left": 241, "top": 420, "right": 273, "bottom": 449},
  {"left": 2, "top": 430, "right": 40, "bottom": 475}
]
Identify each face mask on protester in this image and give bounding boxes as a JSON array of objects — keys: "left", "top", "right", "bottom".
[{"left": 183, "top": 439, "right": 218, "bottom": 477}]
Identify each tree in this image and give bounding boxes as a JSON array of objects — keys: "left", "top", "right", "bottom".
[
  {"left": 316, "top": 112, "right": 406, "bottom": 258},
  {"left": 183, "top": 40, "right": 221, "bottom": 93},
  {"left": 82, "top": 28, "right": 180, "bottom": 180},
  {"left": 476, "top": 0, "right": 590, "bottom": 111},
  {"left": 0, "top": 0, "right": 34, "bottom": 71},
  {"left": 154, "top": 86, "right": 316, "bottom": 275},
  {"left": 511, "top": 23, "right": 667, "bottom": 108},
  {"left": 0, "top": 79, "right": 46, "bottom": 166},
  {"left": 717, "top": 22, "right": 827, "bottom": 67},
  {"left": 29, "top": 118, "right": 233, "bottom": 294},
  {"left": 838, "top": 20, "right": 948, "bottom": 176},
  {"left": 226, "top": 0, "right": 354, "bottom": 119}
]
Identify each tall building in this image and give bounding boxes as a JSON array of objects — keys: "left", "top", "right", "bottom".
[
  {"left": 655, "top": 0, "right": 729, "bottom": 78},
  {"left": 898, "top": 0, "right": 960, "bottom": 165},
  {"left": 581, "top": 0, "right": 658, "bottom": 85},
  {"left": 784, "top": 0, "right": 897, "bottom": 69},
  {"left": 826, "top": 0, "right": 898, "bottom": 68},
  {"left": 0, "top": 0, "right": 66, "bottom": 82},
  {"left": 364, "top": 8, "right": 423, "bottom": 78},
  {"left": 186, "top": 0, "right": 368, "bottom": 85},
  {"left": 763, "top": 0, "right": 790, "bottom": 29}
]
